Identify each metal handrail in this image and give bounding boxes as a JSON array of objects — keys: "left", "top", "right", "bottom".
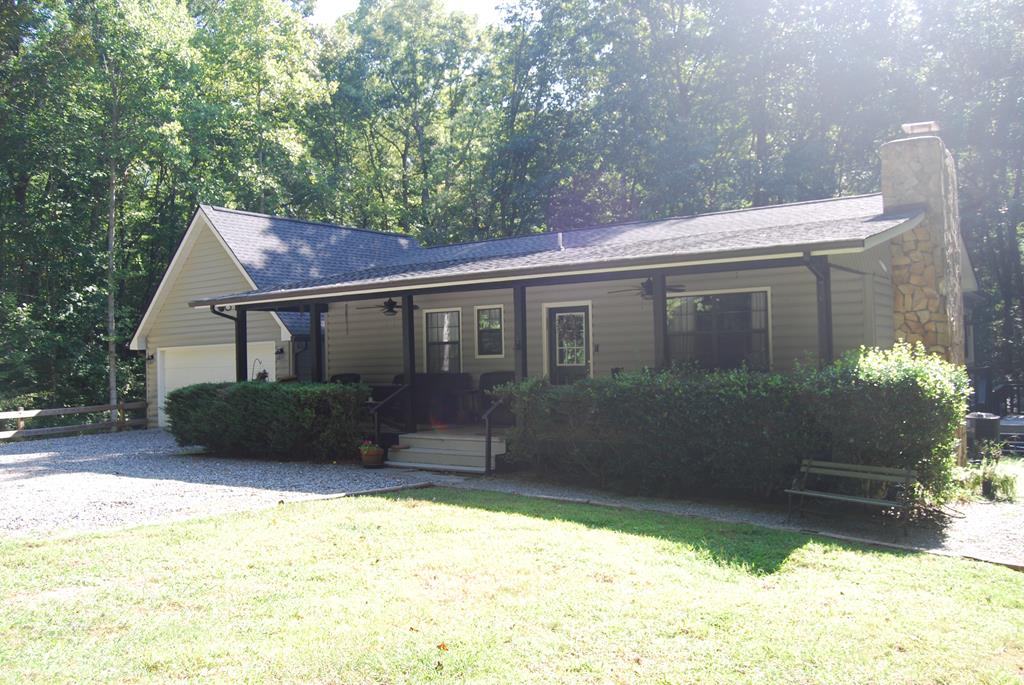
[
  {"left": 992, "top": 382, "right": 1024, "bottom": 415},
  {"left": 481, "top": 395, "right": 507, "bottom": 475},
  {"left": 369, "top": 383, "right": 410, "bottom": 444}
]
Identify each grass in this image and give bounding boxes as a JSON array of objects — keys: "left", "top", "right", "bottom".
[
  {"left": 955, "top": 454, "right": 1023, "bottom": 502},
  {"left": 1, "top": 488, "right": 1022, "bottom": 684}
]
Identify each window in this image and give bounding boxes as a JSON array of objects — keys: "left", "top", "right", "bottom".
[
  {"left": 554, "top": 312, "right": 587, "bottom": 366},
  {"left": 425, "top": 310, "right": 461, "bottom": 373},
  {"left": 666, "top": 291, "right": 769, "bottom": 370},
  {"left": 475, "top": 306, "right": 504, "bottom": 357}
]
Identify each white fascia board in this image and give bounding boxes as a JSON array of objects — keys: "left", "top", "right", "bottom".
[{"left": 129, "top": 207, "right": 291, "bottom": 350}]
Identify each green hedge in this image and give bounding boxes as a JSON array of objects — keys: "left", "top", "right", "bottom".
[
  {"left": 164, "top": 382, "right": 370, "bottom": 462},
  {"left": 498, "top": 343, "right": 969, "bottom": 504}
]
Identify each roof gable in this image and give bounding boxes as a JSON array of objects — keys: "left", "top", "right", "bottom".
[
  {"left": 129, "top": 211, "right": 291, "bottom": 349},
  {"left": 132, "top": 207, "right": 421, "bottom": 346},
  {"left": 201, "top": 205, "right": 418, "bottom": 290}
]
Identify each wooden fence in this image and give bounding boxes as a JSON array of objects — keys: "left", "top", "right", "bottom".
[{"left": 0, "top": 401, "right": 147, "bottom": 441}]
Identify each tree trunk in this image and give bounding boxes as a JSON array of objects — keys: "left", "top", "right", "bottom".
[
  {"left": 106, "top": 80, "right": 120, "bottom": 423},
  {"left": 106, "top": 155, "right": 118, "bottom": 421}
]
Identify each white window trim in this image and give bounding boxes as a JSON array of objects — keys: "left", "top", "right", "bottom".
[
  {"left": 473, "top": 304, "right": 506, "bottom": 359},
  {"left": 422, "top": 307, "right": 464, "bottom": 374},
  {"left": 666, "top": 286, "right": 773, "bottom": 369},
  {"left": 540, "top": 300, "right": 595, "bottom": 379}
]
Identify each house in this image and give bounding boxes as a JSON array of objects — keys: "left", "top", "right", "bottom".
[{"left": 131, "top": 126, "right": 978, "bottom": 472}]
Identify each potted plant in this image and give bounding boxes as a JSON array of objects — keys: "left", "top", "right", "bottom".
[{"left": 358, "top": 440, "right": 386, "bottom": 468}]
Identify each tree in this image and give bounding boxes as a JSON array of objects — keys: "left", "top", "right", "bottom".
[
  {"left": 311, "top": 0, "right": 492, "bottom": 242},
  {"left": 190, "top": 0, "right": 323, "bottom": 215},
  {"left": 75, "top": 0, "right": 192, "bottom": 412}
]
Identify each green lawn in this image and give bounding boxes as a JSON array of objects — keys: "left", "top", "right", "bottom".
[{"left": 1, "top": 488, "right": 1022, "bottom": 684}]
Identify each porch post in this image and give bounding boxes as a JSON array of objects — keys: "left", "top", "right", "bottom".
[
  {"left": 234, "top": 307, "right": 248, "bottom": 382},
  {"left": 807, "top": 255, "right": 834, "bottom": 366},
  {"left": 651, "top": 272, "right": 669, "bottom": 369},
  {"left": 401, "top": 294, "right": 417, "bottom": 432},
  {"left": 513, "top": 284, "right": 527, "bottom": 381},
  {"left": 309, "top": 303, "right": 324, "bottom": 382}
]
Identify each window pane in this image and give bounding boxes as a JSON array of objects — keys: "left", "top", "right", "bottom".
[
  {"left": 426, "top": 311, "right": 460, "bottom": 373},
  {"left": 477, "top": 307, "right": 501, "bottom": 330},
  {"left": 665, "top": 291, "right": 769, "bottom": 370},
  {"left": 555, "top": 312, "right": 586, "bottom": 367},
  {"left": 477, "top": 308, "right": 503, "bottom": 355},
  {"left": 479, "top": 329, "right": 502, "bottom": 356}
]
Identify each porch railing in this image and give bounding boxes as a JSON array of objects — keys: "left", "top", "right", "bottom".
[
  {"left": 0, "top": 401, "right": 148, "bottom": 441},
  {"left": 991, "top": 382, "right": 1024, "bottom": 416},
  {"left": 481, "top": 395, "right": 507, "bottom": 475},
  {"left": 369, "top": 384, "right": 410, "bottom": 445}
]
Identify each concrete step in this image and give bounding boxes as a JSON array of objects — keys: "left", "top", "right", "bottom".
[
  {"left": 397, "top": 431, "right": 506, "bottom": 456},
  {"left": 386, "top": 446, "right": 486, "bottom": 472},
  {"left": 384, "top": 459, "right": 485, "bottom": 474}
]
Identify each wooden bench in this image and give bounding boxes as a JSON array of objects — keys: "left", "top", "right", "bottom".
[{"left": 785, "top": 460, "right": 917, "bottom": 535}]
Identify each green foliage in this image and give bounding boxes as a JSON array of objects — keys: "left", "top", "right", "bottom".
[
  {"left": 499, "top": 344, "right": 969, "bottom": 504},
  {"left": 164, "top": 382, "right": 369, "bottom": 461},
  {"left": 954, "top": 444, "right": 1020, "bottom": 502},
  {"left": 2, "top": 0, "right": 1023, "bottom": 411},
  {"left": 498, "top": 369, "right": 823, "bottom": 499},
  {"left": 958, "top": 459, "right": 1018, "bottom": 501},
  {"left": 812, "top": 342, "right": 971, "bottom": 502}
]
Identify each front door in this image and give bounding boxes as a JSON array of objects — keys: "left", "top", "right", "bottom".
[{"left": 547, "top": 306, "right": 590, "bottom": 384}]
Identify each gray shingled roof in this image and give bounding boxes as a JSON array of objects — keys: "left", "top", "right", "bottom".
[
  {"left": 202, "top": 205, "right": 418, "bottom": 332},
  {"left": 195, "top": 194, "right": 922, "bottom": 308}
]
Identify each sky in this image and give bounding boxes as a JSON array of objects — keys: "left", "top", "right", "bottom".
[{"left": 309, "top": 0, "right": 505, "bottom": 26}]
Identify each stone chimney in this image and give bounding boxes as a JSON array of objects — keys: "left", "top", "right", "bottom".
[{"left": 880, "top": 124, "right": 964, "bottom": 364}]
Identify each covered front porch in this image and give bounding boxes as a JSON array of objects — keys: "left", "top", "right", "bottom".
[{"left": 216, "top": 255, "right": 840, "bottom": 473}]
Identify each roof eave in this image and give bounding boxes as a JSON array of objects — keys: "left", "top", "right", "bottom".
[{"left": 189, "top": 212, "right": 922, "bottom": 309}]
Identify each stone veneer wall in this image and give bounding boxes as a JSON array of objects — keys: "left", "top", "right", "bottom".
[{"left": 881, "top": 136, "right": 965, "bottom": 365}]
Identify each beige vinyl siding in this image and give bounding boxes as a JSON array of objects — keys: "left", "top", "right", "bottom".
[
  {"left": 326, "top": 301, "right": 402, "bottom": 383},
  {"left": 525, "top": 281, "right": 656, "bottom": 376},
  {"left": 326, "top": 289, "right": 517, "bottom": 384},
  {"left": 329, "top": 268, "right": 824, "bottom": 379},
  {"left": 831, "top": 268, "right": 868, "bottom": 355},
  {"left": 661, "top": 267, "right": 820, "bottom": 371},
  {"left": 324, "top": 254, "right": 901, "bottom": 385},
  {"left": 832, "top": 242, "right": 895, "bottom": 353},
  {"left": 145, "top": 359, "right": 158, "bottom": 424},
  {"left": 873, "top": 275, "right": 895, "bottom": 346},
  {"left": 415, "top": 291, "right": 516, "bottom": 376},
  {"left": 143, "top": 218, "right": 287, "bottom": 423}
]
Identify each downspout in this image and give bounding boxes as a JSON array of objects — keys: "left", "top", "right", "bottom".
[{"left": 803, "top": 254, "right": 834, "bottom": 366}]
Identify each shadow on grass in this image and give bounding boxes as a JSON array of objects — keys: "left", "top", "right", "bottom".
[{"left": 384, "top": 487, "right": 905, "bottom": 576}]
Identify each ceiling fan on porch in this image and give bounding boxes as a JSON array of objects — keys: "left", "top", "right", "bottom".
[
  {"left": 607, "top": 277, "right": 686, "bottom": 299},
  {"left": 356, "top": 297, "right": 420, "bottom": 316}
]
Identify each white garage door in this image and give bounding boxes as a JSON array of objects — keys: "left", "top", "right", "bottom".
[{"left": 157, "top": 342, "right": 276, "bottom": 427}]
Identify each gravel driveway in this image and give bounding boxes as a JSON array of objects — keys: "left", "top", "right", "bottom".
[{"left": 0, "top": 429, "right": 440, "bottom": 537}]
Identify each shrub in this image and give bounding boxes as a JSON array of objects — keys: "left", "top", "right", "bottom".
[
  {"left": 164, "top": 382, "right": 369, "bottom": 462},
  {"left": 809, "top": 342, "right": 970, "bottom": 503},
  {"left": 498, "top": 342, "right": 969, "bottom": 504},
  {"left": 498, "top": 368, "right": 824, "bottom": 499}
]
